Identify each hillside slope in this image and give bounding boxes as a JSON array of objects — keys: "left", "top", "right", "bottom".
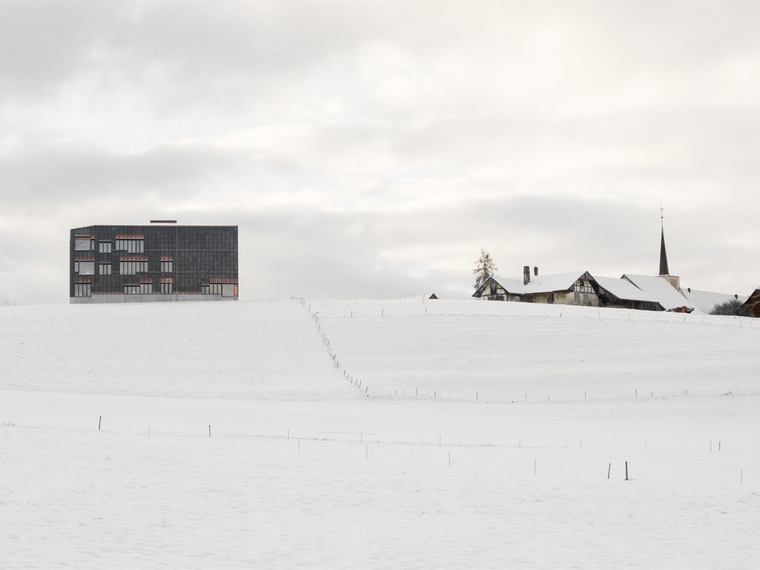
[
  {"left": 309, "top": 298, "right": 760, "bottom": 401},
  {"left": 0, "top": 300, "right": 347, "bottom": 399}
]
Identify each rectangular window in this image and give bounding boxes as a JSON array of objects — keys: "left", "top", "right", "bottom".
[
  {"left": 99, "top": 241, "right": 112, "bottom": 253},
  {"left": 74, "top": 283, "right": 91, "bottom": 297},
  {"left": 74, "top": 237, "right": 94, "bottom": 250},
  {"left": 222, "top": 283, "right": 236, "bottom": 297},
  {"left": 76, "top": 261, "right": 95, "bottom": 275},
  {"left": 160, "top": 259, "right": 173, "bottom": 272},
  {"left": 161, "top": 282, "right": 173, "bottom": 294},
  {"left": 124, "top": 285, "right": 141, "bottom": 295},
  {"left": 140, "top": 283, "right": 153, "bottom": 295},
  {"left": 99, "top": 263, "right": 112, "bottom": 275}
]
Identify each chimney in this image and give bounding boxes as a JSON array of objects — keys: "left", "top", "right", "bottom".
[
  {"left": 534, "top": 266, "right": 538, "bottom": 277},
  {"left": 523, "top": 266, "right": 530, "bottom": 285}
]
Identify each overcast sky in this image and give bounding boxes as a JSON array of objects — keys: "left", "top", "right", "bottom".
[{"left": 1, "top": 1, "right": 759, "bottom": 305}]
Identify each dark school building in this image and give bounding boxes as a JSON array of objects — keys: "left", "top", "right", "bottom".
[{"left": 70, "top": 222, "right": 238, "bottom": 303}]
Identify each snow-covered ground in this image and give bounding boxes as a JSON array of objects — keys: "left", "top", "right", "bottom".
[{"left": 1, "top": 299, "right": 759, "bottom": 568}]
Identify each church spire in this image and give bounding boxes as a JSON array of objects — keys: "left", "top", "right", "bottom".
[{"left": 659, "top": 206, "right": 670, "bottom": 276}]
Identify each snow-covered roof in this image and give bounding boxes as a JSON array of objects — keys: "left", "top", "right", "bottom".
[
  {"left": 681, "top": 288, "right": 747, "bottom": 315},
  {"left": 487, "top": 271, "right": 588, "bottom": 295},
  {"left": 592, "top": 275, "right": 660, "bottom": 304},
  {"left": 621, "top": 274, "right": 695, "bottom": 311}
]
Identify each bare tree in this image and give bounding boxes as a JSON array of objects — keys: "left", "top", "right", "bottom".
[
  {"left": 473, "top": 249, "right": 498, "bottom": 290},
  {"left": 710, "top": 299, "right": 743, "bottom": 316}
]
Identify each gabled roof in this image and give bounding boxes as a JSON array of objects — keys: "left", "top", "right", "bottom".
[
  {"left": 681, "top": 288, "right": 746, "bottom": 314},
  {"left": 475, "top": 271, "right": 589, "bottom": 296},
  {"left": 622, "top": 274, "right": 695, "bottom": 311},
  {"left": 593, "top": 275, "right": 661, "bottom": 304},
  {"left": 522, "top": 271, "right": 588, "bottom": 294}
]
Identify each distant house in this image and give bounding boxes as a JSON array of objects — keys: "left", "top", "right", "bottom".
[
  {"left": 740, "top": 289, "right": 760, "bottom": 318},
  {"left": 682, "top": 288, "right": 746, "bottom": 315},
  {"left": 473, "top": 266, "right": 698, "bottom": 312},
  {"left": 473, "top": 267, "right": 601, "bottom": 307}
]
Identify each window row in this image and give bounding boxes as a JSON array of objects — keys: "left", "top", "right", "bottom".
[
  {"left": 74, "top": 283, "right": 91, "bottom": 297},
  {"left": 202, "top": 283, "right": 237, "bottom": 297},
  {"left": 124, "top": 283, "right": 154, "bottom": 295},
  {"left": 120, "top": 261, "right": 149, "bottom": 275},
  {"left": 115, "top": 238, "right": 144, "bottom": 253}
]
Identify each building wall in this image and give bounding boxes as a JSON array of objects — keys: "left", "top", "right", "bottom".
[{"left": 70, "top": 224, "right": 238, "bottom": 303}]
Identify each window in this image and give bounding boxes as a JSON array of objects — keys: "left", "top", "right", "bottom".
[
  {"left": 74, "top": 283, "right": 91, "bottom": 297},
  {"left": 119, "top": 259, "right": 148, "bottom": 275},
  {"left": 115, "top": 237, "right": 144, "bottom": 253},
  {"left": 203, "top": 283, "right": 223, "bottom": 295},
  {"left": 99, "top": 241, "right": 112, "bottom": 253},
  {"left": 75, "top": 261, "right": 95, "bottom": 275},
  {"left": 74, "top": 237, "right": 94, "bottom": 251},
  {"left": 99, "top": 263, "right": 112, "bottom": 275},
  {"left": 140, "top": 282, "right": 153, "bottom": 295},
  {"left": 222, "top": 283, "right": 236, "bottom": 297},
  {"left": 161, "top": 280, "right": 173, "bottom": 294},
  {"left": 124, "top": 285, "right": 141, "bottom": 295},
  {"left": 160, "top": 259, "right": 173, "bottom": 272}
]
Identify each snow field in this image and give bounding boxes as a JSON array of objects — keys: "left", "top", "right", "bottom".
[
  {"left": 306, "top": 298, "right": 760, "bottom": 402},
  {"left": 2, "top": 298, "right": 760, "bottom": 568}
]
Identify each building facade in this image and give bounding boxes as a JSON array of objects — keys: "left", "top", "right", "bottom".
[{"left": 70, "top": 223, "right": 238, "bottom": 303}]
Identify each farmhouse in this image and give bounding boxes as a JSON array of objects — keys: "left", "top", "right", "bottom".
[{"left": 473, "top": 267, "right": 601, "bottom": 307}]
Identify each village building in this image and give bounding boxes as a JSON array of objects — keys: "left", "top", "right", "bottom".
[
  {"left": 473, "top": 267, "right": 601, "bottom": 307},
  {"left": 472, "top": 212, "right": 753, "bottom": 314}
]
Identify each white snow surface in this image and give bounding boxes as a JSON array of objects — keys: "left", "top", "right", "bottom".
[{"left": 2, "top": 298, "right": 760, "bottom": 569}]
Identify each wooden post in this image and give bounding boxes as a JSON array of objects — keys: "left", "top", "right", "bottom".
[
  {"left": 208, "top": 425, "right": 211, "bottom": 437},
  {"left": 719, "top": 441, "right": 721, "bottom": 451},
  {"left": 98, "top": 416, "right": 102, "bottom": 431},
  {"left": 607, "top": 463, "right": 611, "bottom": 479},
  {"left": 625, "top": 461, "right": 629, "bottom": 481}
]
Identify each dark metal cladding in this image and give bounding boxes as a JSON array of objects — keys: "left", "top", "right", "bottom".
[{"left": 69, "top": 224, "right": 238, "bottom": 303}]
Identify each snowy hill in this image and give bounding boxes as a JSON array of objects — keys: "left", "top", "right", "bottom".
[{"left": 2, "top": 299, "right": 760, "bottom": 569}]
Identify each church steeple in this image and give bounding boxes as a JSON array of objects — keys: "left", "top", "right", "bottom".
[{"left": 659, "top": 206, "right": 670, "bottom": 276}]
